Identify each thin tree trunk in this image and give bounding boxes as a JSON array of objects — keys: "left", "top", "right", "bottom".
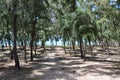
[
  {"left": 72, "top": 40, "right": 75, "bottom": 53},
  {"left": 68, "top": 41, "right": 71, "bottom": 54},
  {"left": 24, "top": 39, "right": 27, "bottom": 63},
  {"left": 106, "top": 40, "right": 110, "bottom": 55},
  {"left": 79, "top": 38, "right": 84, "bottom": 59},
  {"left": 63, "top": 41, "right": 66, "bottom": 53},
  {"left": 30, "top": 16, "right": 36, "bottom": 61},
  {"left": 56, "top": 40, "right": 57, "bottom": 46},
  {"left": 13, "top": 0, "right": 20, "bottom": 69},
  {"left": 21, "top": 41, "right": 24, "bottom": 49},
  {"left": 41, "top": 40, "right": 45, "bottom": 52},
  {"left": 50, "top": 37, "right": 54, "bottom": 47},
  {"left": 83, "top": 42, "right": 86, "bottom": 61},
  {"left": 13, "top": 17, "right": 20, "bottom": 69},
  {"left": 1, "top": 42, "right": 4, "bottom": 52},
  {"left": 118, "top": 40, "right": 120, "bottom": 47},
  {"left": 7, "top": 21, "right": 12, "bottom": 58},
  {"left": 34, "top": 41, "right": 37, "bottom": 55},
  {"left": 5, "top": 40, "right": 7, "bottom": 47},
  {"left": 101, "top": 40, "right": 105, "bottom": 51},
  {"left": 30, "top": 33, "right": 34, "bottom": 61},
  {"left": 8, "top": 39, "right": 13, "bottom": 60},
  {"left": 8, "top": 40, "right": 11, "bottom": 52},
  {"left": 88, "top": 37, "right": 93, "bottom": 56}
]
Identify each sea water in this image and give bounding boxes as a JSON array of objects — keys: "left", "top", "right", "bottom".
[
  {"left": 37, "top": 39, "right": 63, "bottom": 46},
  {"left": 0, "top": 39, "right": 96, "bottom": 47}
]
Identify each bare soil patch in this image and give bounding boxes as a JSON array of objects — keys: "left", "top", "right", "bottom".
[{"left": 0, "top": 47, "right": 120, "bottom": 80}]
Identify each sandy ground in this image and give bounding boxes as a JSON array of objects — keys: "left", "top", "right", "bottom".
[{"left": 0, "top": 47, "right": 120, "bottom": 80}]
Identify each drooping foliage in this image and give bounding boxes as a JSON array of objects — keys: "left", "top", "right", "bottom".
[{"left": 0, "top": 0, "right": 120, "bottom": 68}]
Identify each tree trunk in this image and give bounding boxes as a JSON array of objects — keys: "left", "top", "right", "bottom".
[
  {"left": 21, "top": 41, "right": 24, "bottom": 49},
  {"left": 5, "top": 40, "right": 7, "bottom": 47},
  {"left": 63, "top": 41, "right": 66, "bottom": 53},
  {"left": 88, "top": 37, "right": 93, "bottom": 56},
  {"left": 41, "top": 40, "right": 45, "bottom": 52},
  {"left": 8, "top": 39, "right": 13, "bottom": 60},
  {"left": 30, "top": 16, "right": 36, "bottom": 61},
  {"left": 72, "top": 40, "right": 75, "bottom": 53},
  {"left": 30, "top": 33, "right": 34, "bottom": 61},
  {"left": 68, "top": 41, "right": 71, "bottom": 54},
  {"left": 10, "top": 49, "right": 14, "bottom": 60},
  {"left": 1, "top": 42, "right": 4, "bottom": 52},
  {"left": 8, "top": 39, "right": 11, "bottom": 52},
  {"left": 13, "top": 0, "right": 20, "bottom": 69},
  {"left": 24, "top": 39, "right": 27, "bottom": 63},
  {"left": 79, "top": 38, "right": 84, "bottom": 59},
  {"left": 50, "top": 37, "right": 54, "bottom": 47},
  {"left": 106, "top": 40, "right": 110, "bottom": 55},
  {"left": 13, "top": 16, "right": 20, "bottom": 69},
  {"left": 101, "top": 40, "right": 106, "bottom": 51},
  {"left": 118, "top": 40, "right": 120, "bottom": 47},
  {"left": 56, "top": 40, "right": 57, "bottom": 46},
  {"left": 7, "top": 21, "right": 12, "bottom": 58},
  {"left": 34, "top": 41, "right": 37, "bottom": 55}
]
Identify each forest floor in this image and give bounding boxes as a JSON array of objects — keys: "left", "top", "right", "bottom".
[{"left": 0, "top": 46, "right": 120, "bottom": 80}]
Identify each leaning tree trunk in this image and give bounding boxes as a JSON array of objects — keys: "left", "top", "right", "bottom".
[{"left": 12, "top": 0, "right": 20, "bottom": 69}]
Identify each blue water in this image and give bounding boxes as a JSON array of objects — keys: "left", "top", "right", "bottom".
[
  {"left": 38, "top": 39, "right": 63, "bottom": 46},
  {"left": 0, "top": 39, "right": 63, "bottom": 46},
  {"left": 0, "top": 39, "right": 96, "bottom": 46}
]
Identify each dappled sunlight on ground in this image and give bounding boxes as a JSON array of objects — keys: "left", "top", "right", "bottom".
[{"left": 0, "top": 47, "right": 120, "bottom": 80}]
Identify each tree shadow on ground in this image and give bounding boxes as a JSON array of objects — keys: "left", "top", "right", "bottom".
[
  {"left": 86, "top": 56, "right": 119, "bottom": 62},
  {"left": 0, "top": 56, "right": 82, "bottom": 80},
  {"left": 83, "top": 56, "right": 120, "bottom": 76},
  {"left": 0, "top": 47, "right": 120, "bottom": 80}
]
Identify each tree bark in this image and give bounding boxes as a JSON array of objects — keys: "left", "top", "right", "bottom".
[
  {"left": 118, "top": 40, "right": 120, "bottom": 47},
  {"left": 41, "top": 40, "right": 45, "bottom": 52},
  {"left": 63, "top": 41, "right": 66, "bottom": 53},
  {"left": 50, "top": 37, "right": 54, "bottom": 47},
  {"left": 72, "top": 39, "right": 75, "bottom": 53},
  {"left": 34, "top": 41, "right": 37, "bottom": 55},
  {"left": 8, "top": 39, "right": 13, "bottom": 60},
  {"left": 30, "top": 16, "right": 36, "bottom": 61},
  {"left": 6, "top": 21, "right": 12, "bottom": 58},
  {"left": 56, "top": 40, "right": 57, "bottom": 46},
  {"left": 88, "top": 37, "right": 93, "bottom": 56},
  {"left": 106, "top": 40, "right": 110, "bottom": 55},
  {"left": 13, "top": 15, "right": 20, "bottom": 69},
  {"left": 30, "top": 33, "right": 34, "bottom": 61},
  {"left": 24, "top": 39, "right": 27, "bottom": 63},
  {"left": 13, "top": 0, "right": 20, "bottom": 69},
  {"left": 79, "top": 38, "right": 84, "bottom": 59}
]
